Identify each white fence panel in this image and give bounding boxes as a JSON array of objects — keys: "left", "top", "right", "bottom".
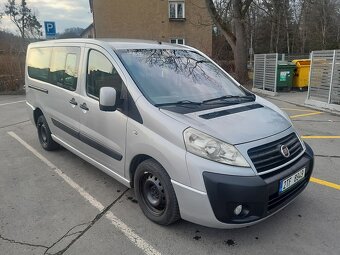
[
  {"left": 253, "top": 54, "right": 278, "bottom": 95},
  {"left": 306, "top": 50, "right": 340, "bottom": 111},
  {"left": 330, "top": 51, "right": 340, "bottom": 104}
]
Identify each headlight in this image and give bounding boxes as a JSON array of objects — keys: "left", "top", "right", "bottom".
[{"left": 183, "top": 128, "right": 250, "bottom": 167}]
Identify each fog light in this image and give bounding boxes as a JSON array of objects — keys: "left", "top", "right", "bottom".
[{"left": 234, "top": 205, "right": 243, "bottom": 216}]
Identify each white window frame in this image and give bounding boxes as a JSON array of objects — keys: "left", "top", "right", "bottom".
[
  {"left": 170, "top": 38, "right": 185, "bottom": 45},
  {"left": 169, "top": 1, "right": 185, "bottom": 19}
]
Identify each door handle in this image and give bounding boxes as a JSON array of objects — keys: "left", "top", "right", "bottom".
[
  {"left": 69, "top": 98, "right": 78, "bottom": 106},
  {"left": 80, "top": 103, "right": 89, "bottom": 111}
]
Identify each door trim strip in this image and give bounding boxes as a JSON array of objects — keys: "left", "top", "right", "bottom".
[
  {"left": 51, "top": 118, "right": 123, "bottom": 161},
  {"left": 28, "top": 85, "right": 49, "bottom": 94}
]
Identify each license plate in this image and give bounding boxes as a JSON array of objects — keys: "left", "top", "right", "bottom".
[{"left": 279, "top": 168, "right": 306, "bottom": 193}]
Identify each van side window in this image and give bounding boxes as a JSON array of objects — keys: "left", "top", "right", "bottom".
[
  {"left": 49, "top": 47, "right": 80, "bottom": 91},
  {"left": 27, "top": 48, "right": 52, "bottom": 82},
  {"left": 86, "top": 50, "right": 125, "bottom": 106}
]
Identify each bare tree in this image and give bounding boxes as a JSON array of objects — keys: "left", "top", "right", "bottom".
[
  {"left": 283, "top": 0, "right": 290, "bottom": 54},
  {"left": 5, "top": 0, "right": 42, "bottom": 45},
  {"left": 205, "top": 0, "right": 253, "bottom": 84},
  {"left": 294, "top": 0, "right": 309, "bottom": 53},
  {"left": 320, "top": 0, "right": 329, "bottom": 49},
  {"left": 337, "top": 7, "right": 340, "bottom": 47}
]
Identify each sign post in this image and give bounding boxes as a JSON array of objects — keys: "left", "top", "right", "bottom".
[{"left": 44, "top": 21, "right": 56, "bottom": 39}]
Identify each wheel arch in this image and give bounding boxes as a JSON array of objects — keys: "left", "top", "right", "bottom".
[
  {"left": 129, "top": 154, "right": 152, "bottom": 188},
  {"left": 33, "top": 107, "right": 44, "bottom": 126}
]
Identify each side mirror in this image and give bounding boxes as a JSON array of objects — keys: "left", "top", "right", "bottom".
[{"left": 99, "top": 87, "right": 117, "bottom": 111}]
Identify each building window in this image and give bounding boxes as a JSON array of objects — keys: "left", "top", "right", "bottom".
[
  {"left": 170, "top": 38, "right": 185, "bottom": 45},
  {"left": 169, "top": 1, "right": 185, "bottom": 19}
]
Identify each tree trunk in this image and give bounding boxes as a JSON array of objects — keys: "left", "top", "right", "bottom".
[
  {"left": 283, "top": 0, "right": 290, "bottom": 54},
  {"left": 233, "top": 18, "right": 248, "bottom": 84},
  {"left": 205, "top": 0, "right": 236, "bottom": 50},
  {"left": 270, "top": 20, "right": 275, "bottom": 53},
  {"left": 337, "top": 26, "right": 340, "bottom": 48},
  {"left": 275, "top": 14, "right": 281, "bottom": 53},
  {"left": 205, "top": 0, "right": 251, "bottom": 84},
  {"left": 285, "top": 11, "right": 290, "bottom": 54},
  {"left": 321, "top": 0, "right": 327, "bottom": 50},
  {"left": 232, "top": 0, "right": 249, "bottom": 84},
  {"left": 21, "top": 0, "right": 25, "bottom": 49},
  {"left": 300, "top": 18, "right": 306, "bottom": 53}
]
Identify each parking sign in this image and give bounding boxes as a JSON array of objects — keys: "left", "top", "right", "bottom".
[{"left": 44, "top": 21, "right": 56, "bottom": 38}]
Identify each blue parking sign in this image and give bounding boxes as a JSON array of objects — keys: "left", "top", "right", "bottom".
[{"left": 44, "top": 21, "right": 56, "bottom": 38}]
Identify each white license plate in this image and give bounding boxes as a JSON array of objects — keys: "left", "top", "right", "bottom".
[{"left": 279, "top": 168, "right": 306, "bottom": 193}]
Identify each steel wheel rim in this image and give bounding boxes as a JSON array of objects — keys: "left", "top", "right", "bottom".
[
  {"left": 39, "top": 123, "right": 48, "bottom": 145},
  {"left": 140, "top": 172, "right": 166, "bottom": 216}
]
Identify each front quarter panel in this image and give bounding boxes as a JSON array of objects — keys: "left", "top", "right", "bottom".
[
  {"left": 255, "top": 95, "right": 292, "bottom": 125},
  {"left": 125, "top": 97, "right": 191, "bottom": 186}
]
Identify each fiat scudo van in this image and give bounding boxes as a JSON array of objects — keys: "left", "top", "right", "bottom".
[{"left": 25, "top": 39, "right": 314, "bottom": 228}]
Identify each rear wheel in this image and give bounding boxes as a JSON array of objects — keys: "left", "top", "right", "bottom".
[
  {"left": 37, "top": 115, "right": 59, "bottom": 151},
  {"left": 134, "top": 159, "right": 180, "bottom": 225}
]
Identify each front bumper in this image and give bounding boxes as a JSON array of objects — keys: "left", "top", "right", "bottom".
[{"left": 173, "top": 143, "right": 314, "bottom": 228}]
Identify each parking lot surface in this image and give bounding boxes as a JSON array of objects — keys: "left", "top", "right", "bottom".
[{"left": 0, "top": 95, "right": 339, "bottom": 255}]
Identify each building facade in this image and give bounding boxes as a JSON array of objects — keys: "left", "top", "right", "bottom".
[
  {"left": 90, "top": 0, "right": 212, "bottom": 55},
  {"left": 80, "top": 24, "right": 95, "bottom": 38}
]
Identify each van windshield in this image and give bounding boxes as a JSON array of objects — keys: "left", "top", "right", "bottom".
[{"left": 116, "top": 49, "right": 251, "bottom": 108}]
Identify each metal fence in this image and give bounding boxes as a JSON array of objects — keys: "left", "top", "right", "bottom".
[
  {"left": 253, "top": 53, "right": 278, "bottom": 95},
  {"left": 284, "top": 54, "right": 310, "bottom": 62},
  {"left": 307, "top": 50, "right": 340, "bottom": 110}
]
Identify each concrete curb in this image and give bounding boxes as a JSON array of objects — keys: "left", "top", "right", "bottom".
[{"left": 252, "top": 88, "right": 278, "bottom": 97}]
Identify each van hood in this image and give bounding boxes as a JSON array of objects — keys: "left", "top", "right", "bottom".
[{"left": 160, "top": 101, "right": 291, "bottom": 145}]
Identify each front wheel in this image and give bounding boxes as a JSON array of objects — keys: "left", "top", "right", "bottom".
[
  {"left": 37, "top": 115, "right": 59, "bottom": 151},
  {"left": 134, "top": 159, "right": 180, "bottom": 225}
]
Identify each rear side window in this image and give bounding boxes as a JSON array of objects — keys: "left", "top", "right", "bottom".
[
  {"left": 86, "top": 50, "right": 124, "bottom": 100},
  {"left": 49, "top": 47, "right": 80, "bottom": 91},
  {"left": 27, "top": 48, "right": 52, "bottom": 82}
]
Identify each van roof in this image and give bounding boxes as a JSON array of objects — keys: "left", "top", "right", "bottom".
[{"left": 28, "top": 38, "right": 191, "bottom": 51}]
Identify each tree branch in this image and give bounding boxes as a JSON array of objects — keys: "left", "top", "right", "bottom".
[
  {"left": 205, "top": 0, "right": 236, "bottom": 49},
  {"left": 242, "top": 0, "right": 254, "bottom": 16}
]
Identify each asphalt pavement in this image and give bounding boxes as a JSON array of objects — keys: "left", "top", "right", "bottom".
[{"left": 0, "top": 94, "right": 339, "bottom": 255}]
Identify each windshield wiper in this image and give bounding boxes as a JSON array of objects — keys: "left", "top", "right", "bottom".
[
  {"left": 154, "top": 100, "right": 202, "bottom": 107},
  {"left": 202, "top": 95, "right": 255, "bottom": 104}
]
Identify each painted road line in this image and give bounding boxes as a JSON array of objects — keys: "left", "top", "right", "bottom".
[
  {"left": 0, "top": 100, "right": 25, "bottom": 107},
  {"left": 281, "top": 108, "right": 315, "bottom": 112},
  {"left": 7, "top": 131, "right": 161, "bottom": 255},
  {"left": 290, "top": 112, "right": 323, "bottom": 119},
  {"left": 302, "top": 136, "right": 340, "bottom": 139},
  {"left": 310, "top": 177, "right": 340, "bottom": 191}
]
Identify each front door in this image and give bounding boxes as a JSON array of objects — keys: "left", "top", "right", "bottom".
[{"left": 78, "top": 47, "right": 128, "bottom": 177}]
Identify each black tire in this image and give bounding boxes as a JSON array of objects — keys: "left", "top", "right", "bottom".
[
  {"left": 36, "top": 115, "right": 59, "bottom": 151},
  {"left": 134, "top": 159, "right": 180, "bottom": 225}
]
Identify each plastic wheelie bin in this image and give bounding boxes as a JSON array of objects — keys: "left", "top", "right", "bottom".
[
  {"left": 276, "top": 61, "right": 296, "bottom": 91},
  {"left": 292, "top": 59, "right": 311, "bottom": 90}
]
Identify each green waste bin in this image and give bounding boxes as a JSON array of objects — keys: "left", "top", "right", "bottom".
[{"left": 276, "top": 61, "right": 296, "bottom": 91}]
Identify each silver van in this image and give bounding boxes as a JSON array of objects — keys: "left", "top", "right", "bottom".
[{"left": 25, "top": 39, "right": 314, "bottom": 228}]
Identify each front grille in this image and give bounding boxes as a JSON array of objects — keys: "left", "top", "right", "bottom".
[{"left": 248, "top": 133, "right": 303, "bottom": 174}]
